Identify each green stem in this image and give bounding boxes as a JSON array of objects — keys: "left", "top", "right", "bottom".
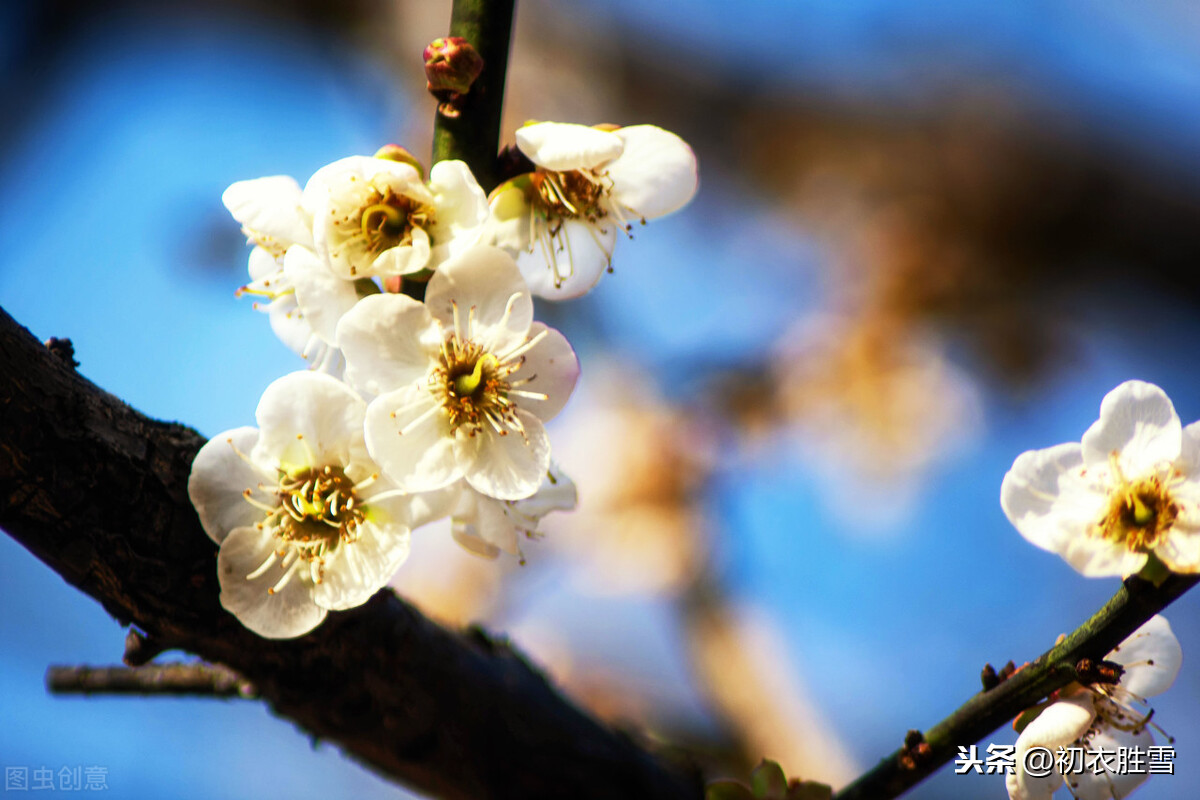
[
  {"left": 431, "top": 0, "right": 516, "bottom": 193},
  {"left": 834, "top": 572, "right": 1199, "bottom": 800}
]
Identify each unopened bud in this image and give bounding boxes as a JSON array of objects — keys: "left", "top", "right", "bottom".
[
  {"left": 424, "top": 37, "right": 484, "bottom": 96},
  {"left": 373, "top": 144, "right": 425, "bottom": 179}
]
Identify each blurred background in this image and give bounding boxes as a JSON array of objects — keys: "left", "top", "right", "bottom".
[{"left": 3, "top": 0, "right": 1200, "bottom": 797}]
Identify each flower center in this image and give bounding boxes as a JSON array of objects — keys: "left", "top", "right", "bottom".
[
  {"left": 244, "top": 463, "right": 372, "bottom": 589},
  {"left": 358, "top": 188, "right": 432, "bottom": 255},
  {"left": 432, "top": 336, "right": 516, "bottom": 435},
  {"left": 1095, "top": 455, "right": 1179, "bottom": 552},
  {"left": 421, "top": 299, "right": 550, "bottom": 438},
  {"left": 530, "top": 168, "right": 608, "bottom": 222}
]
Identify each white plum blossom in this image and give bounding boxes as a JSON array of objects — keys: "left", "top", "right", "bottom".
[
  {"left": 1006, "top": 615, "right": 1181, "bottom": 800},
  {"left": 448, "top": 462, "right": 577, "bottom": 559},
  {"left": 304, "top": 155, "right": 488, "bottom": 280},
  {"left": 1002, "top": 380, "right": 1200, "bottom": 577},
  {"left": 224, "top": 176, "right": 354, "bottom": 373},
  {"left": 337, "top": 245, "right": 579, "bottom": 501},
  {"left": 487, "top": 121, "right": 698, "bottom": 299},
  {"left": 188, "top": 371, "right": 416, "bottom": 639}
]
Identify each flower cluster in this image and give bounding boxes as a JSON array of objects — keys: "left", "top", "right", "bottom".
[
  {"left": 192, "top": 124, "right": 696, "bottom": 638},
  {"left": 1000, "top": 380, "right": 1196, "bottom": 798}
]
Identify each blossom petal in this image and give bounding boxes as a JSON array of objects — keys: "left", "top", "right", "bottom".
[
  {"left": 253, "top": 371, "right": 368, "bottom": 473},
  {"left": 606, "top": 125, "right": 698, "bottom": 220},
  {"left": 371, "top": 224, "right": 432, "bottom": 276},
  {"left": 1065, "top": 723, "right": 1152, "bottom": 800},
  {"left": 1018, "top": 692, "right": 1096, "bottom": 748},
  {"left": 506, "top": 322, "right": 579, "bottom": 423},
  {"left": 364, "top": 386, "right": 460, "bottom": 493},
  {"left": 516, "top": 122, "right": 623, "bottom": 171},
  {"left": 450, "top": 490, "right": 513, "bottom": 557},
  {"left": 218, "top": 526, "right": 326, "bottom": 638},
  {"left": 517, "top": 218, "right": 615, "bottom": 300},
  {"left": 188, "top": 427, "right": 267, "bottom": 544},
  {"left": 425, "top": 245, "right": 533, "bottom": 354},
  {"left": 1006, "top": 767, "right": 1061, "bottom": 800},
  {"left": 428, "top": 159, "right": 489, "bottom": 262},
  {"left": 311, "top": 522, "right": 410, "bottom": 611},
  {"left": 338, "top": 293, "right": 439, "bottom": 396},
  {"left": 456, "top": 410, "right": 550, "bottom": 501},
  {"left": 282, "top": 245, "right": 358, "bottom": 345},
  {"left": 1106, "top": 614, "right": 1182, "bottom": 699},
  {"left": 1001, "top": 443, "right": 1096, "bottom": 552},
  {"left": 513, "top": 461, "right": 578, "bottom": 518},
  {"left": 223, "top": 175, "right": 312, "bottom": 248},
  {"left": 1081, "top": 381, "right": 1182, "bottom": 474}
]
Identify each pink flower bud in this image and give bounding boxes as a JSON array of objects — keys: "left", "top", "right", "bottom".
[{"left": 424, "top": 37, "right": 484, "bottom": 96}]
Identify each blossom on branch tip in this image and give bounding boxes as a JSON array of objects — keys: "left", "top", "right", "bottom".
[
  {"left": 1001, "top": 380, "right": 1200, "bottom": 577},
  {"left": 336, "top": 245, "right": 579, "bottom": 501},
  {"left": 304, "top": 156, "right": 488, "bottom": 280},
  {"left": 188, "top": 371, "right": 417, "bottom": 639},
  {"left": 1006, "top": 615, "right": 1181, "bottom": 800},
  {"left": 486, "top": 121, "right": 698, "bottom": 299}
]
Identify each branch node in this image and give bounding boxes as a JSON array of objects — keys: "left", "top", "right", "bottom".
[{"left": 45, "top": 336, "right": 79, "bottom": 368}]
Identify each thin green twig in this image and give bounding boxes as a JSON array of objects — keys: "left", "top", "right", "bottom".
[
  {"left": 431, "top": 0, "right": 516, "bottom": 192},
  {"left": 835, "top": 572, "right": 1198, "bottom": 799}
]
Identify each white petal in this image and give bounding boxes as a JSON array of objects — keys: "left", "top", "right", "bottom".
[
  {"left": 453, "top": 493, "right": 517, "bottom": 557},
  {"left": 337, "top": 293, "right": 439, "bottom": 396},
  {"left": 303, "top": 155, "right": 422, "bottom": 210},
  {"left": 606, "top": 125, "right": 698, "bottom": 220},
  {"left": 1001, "top": 443, "right": 1102, "bottom": 553},
  {"left": 364, "top": 386, "right": 461, "bottom": 493},
  {"left": 188, "top": 427, "right": 268, "bottom": 544},
  {"left": 391, "top": 484, "right": 459, "bottom": 530},
  {"left": 370, "top": 225, "right": 432, "bottom": 276},
  {"left": 425, "top": 246, "right": 533, "bottom": 354},
  {"left": 264, "top": 298, "right": 313, "bottom": 358},
  {"left": 452, "top": 525, "right": 503, "bottom": 558},
  {"left": 253, "top": 371, "right": 368, "bottom": 473},
  {"left": 247, "top": 246, "right": 281, "bottom": 281},
  {"left": 1082, "top": 381, "right": 1182, "bottom": 474},
  {"left": 505, "top": 322, "right": 579, "bottom": 423},
  {"left": 1019, "top": 693, "right": 1097, "bottom": 748},
  {"left": 1155, "top": 523, "right": 1200, "bottom": 573},
  {"left": 512, "top": 461, "right": 578, "bottom": 519},
  {"left": 516, "top": 122, "right": 623, "bottom": 171},
  {"left": 428, "top": 160, "right": 489, "bottom": 261},
  {"left": 223, "top": 175, "right": 312, "bottom": 248},
  {"left": 1065, "top": 723, "right": 1152, "bottom": 800},
  {"left": 1106, "top": 615, "right": 1182, "bottom": 698},
  {"left": 517, "top": 218, "right": 615, "bottom": 300},
  {"left": 1006, "top": 767, "right": 1061, "bottom": 800},
  {"left": 283, "top": 245, "right": 358, "bottom": 344},
  {"left": 484, "top": 180, "right": 535, "bottom": 254},
  {"left": 1060, "top": 534, "right": 1148, "bottom": 578},
  {"left": 218, "top": 527, "right": 326, "bottom": 639},
  {"left": 456, "top": 409, "right": 551, "bottom": 501},
  {"left": 311, "top": 522, "right": 410, "bottom": 611}
]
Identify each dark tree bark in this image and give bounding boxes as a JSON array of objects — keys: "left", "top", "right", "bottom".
[{"left": 0, "top": 304, "right": 702, "bottom": 800}]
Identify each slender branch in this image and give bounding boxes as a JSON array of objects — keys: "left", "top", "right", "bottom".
[
  {"left": 47, "top": 663, "right": 254, "bottom": 698},
  {"left": 430, "top": 0, "right": 516, "bottom": 191},
  {"left": 0, "top": 304, "right": 701, "bottom": 800},
  {"left": 835, "top": 572, "right": 1199, "bottom": 800}
]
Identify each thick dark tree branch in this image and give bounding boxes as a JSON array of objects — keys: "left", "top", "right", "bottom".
[{"left": 0, "top": 305, "right": 701, "bottom": 800}]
